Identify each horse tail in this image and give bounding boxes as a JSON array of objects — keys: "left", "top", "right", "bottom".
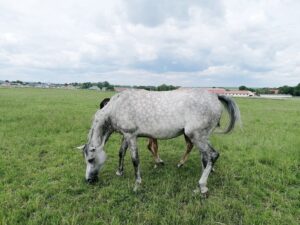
[
  {"left": 216, "top": 95, "right": 241, "bottom": 134},
  {"left": 100, "top": 98, "right": 110, "bottom": 109}
]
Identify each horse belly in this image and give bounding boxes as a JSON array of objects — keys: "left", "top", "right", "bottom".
[
  {"left": 136, "top": 115, "right": 185, "bottom": 139},
  {"left": 138, "top": 125, "right": 184, "bottom": 139}
]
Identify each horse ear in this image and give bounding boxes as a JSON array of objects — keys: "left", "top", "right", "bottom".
[{"left": 76, "top": 145, "right": 85, "bottom": 151}]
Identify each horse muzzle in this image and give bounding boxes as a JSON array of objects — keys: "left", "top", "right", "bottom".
[
  {"left": 86, "top": 172, "right": 99, "bottom": 184},
  {"left": 86, "top": 176, "right": 99, "bottom": 184}
]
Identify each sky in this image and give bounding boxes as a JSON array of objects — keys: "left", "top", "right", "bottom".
[{"left": 0, "top": 0, "right": 300, "bottom": 87}]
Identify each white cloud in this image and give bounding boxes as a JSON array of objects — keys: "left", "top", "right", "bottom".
[{"left": 0, "top": 0, "right": 299, "bottom": 86}]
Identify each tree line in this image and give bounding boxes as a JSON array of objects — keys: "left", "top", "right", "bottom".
[
  {"left": 4, "top": 79, "right": 299, "bottom": 95},
  {"left": 278, "top": 83, "right": 300, "bottom": 96},
  {"left": 239, "top": 83, "right": 300, "bottom": 96},
  {"left": 132, "top": 84, "right": 179, "bottom": 91},
  {"left": 80, "top": 81, "right": 114, "bottom": 90},
  {"left": 79, "top": 82, "right": 179, "bottom": 91}
]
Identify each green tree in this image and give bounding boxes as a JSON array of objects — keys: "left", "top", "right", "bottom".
[
  {"left": 156, "top": 84, "right": 178, "bottom": 91},
  {"left": 279, "top": 85, "right": 294, "bottom": 95},
  {"left": 103, "top": 81, "right": 110, "bottom": 87},
  {"left": 293, "top": 83, "right": 300, "bottom": 96},
  {"left": 106, "top": 84, "right": 114, "bottom": 91},
  {"left": 97, "top": 82, "right": 104, "bottom": 89},
  {"left": 239, "top": 85, "right": 247, "bottom": 90},
  {"left": 81, "top": 82, "right": 92, "bottom": 89}
]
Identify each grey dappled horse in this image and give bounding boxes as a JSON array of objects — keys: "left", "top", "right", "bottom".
[
  {"left": 81, "top": 89, "right": 240, "bottom": 194},
  {"left": 100, "top": 98, "right": 191, "bottom": 168}
]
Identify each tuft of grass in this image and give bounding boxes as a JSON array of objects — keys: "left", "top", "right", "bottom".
[{"left": 0, "top": 88, "right": 299, "bottom": 225}]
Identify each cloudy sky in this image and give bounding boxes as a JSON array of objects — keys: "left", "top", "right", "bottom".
[{"left": 0, "top": 0, "right": 299, "bottom": 87}]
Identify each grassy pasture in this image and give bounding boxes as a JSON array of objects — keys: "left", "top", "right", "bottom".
[{"left": 0, "top": 88, "right": 299, "bottom": 225}]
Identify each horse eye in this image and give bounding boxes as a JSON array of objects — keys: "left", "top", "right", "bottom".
[
  {"left": 90, "top": 148, "right": 96, "bottom": 152},
  {"left": 88, "top": 158, "right": 95, "bottom": 163}
]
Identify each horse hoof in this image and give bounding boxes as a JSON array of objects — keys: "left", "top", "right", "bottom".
[
  {"left": 177, "top": 163, "right": 183, "bottom": 168},
  {"left": 158, "top": 160, "right": 165, "bottom": 165},
  {"left": 133, "top": 185, "right": 139, "bottom": 192},
  {"left": 201, "top": 190, "right": 209, "bottom": 198},
  {"left": 155, "top": 160, "right": 164, "bottom": 165},
  {"left": 193, "top": 186, "right": 209, "bottom": 197},
  {"left": 200, "top": 186, "right": 209, "bottom": 195},
  {"left": 154, "top": 161, "right": 164, "bottom": 168},
  {"left": 133, "top": 182, "right": 141, "bottom": 192},
  {"left": 116, "top": 170, "right": 123, "bottom": 176}
]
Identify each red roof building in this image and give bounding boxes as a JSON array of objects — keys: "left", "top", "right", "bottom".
[{"left": 208, "top": 89, "right": 254, "bottom": 97}]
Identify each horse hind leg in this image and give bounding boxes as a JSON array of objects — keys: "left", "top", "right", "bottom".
[
  {"left": 177, "top": 135, "right": 194, "bottom": 168},
  {"left": 201, "top": 143, "right": 219, "bottom": 173},
  {"left": 210, "top": 143, "right": 219, "bottom": 172},
  {"left": 147, "top": 138, "right": 164, "bottom": 167},
  {"left": 188, "top": 133, "right": 215, "bottom": 196}
]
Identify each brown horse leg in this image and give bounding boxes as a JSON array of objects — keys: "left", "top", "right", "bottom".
[
  {"left": 147, "top": 138, "right": 164, "bottom": 166},
  {"left": 177, "top": 135, "right": 216, "bottom": 172},
  {"left": 177, "top": 135, "right": 194, "bottom": 168}
]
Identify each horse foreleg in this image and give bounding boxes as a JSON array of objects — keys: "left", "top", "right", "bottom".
[
  {"left": 147, "top": 138, "right": 164, "bottom": 167},
  {"left": 116, "top": 137, "right": 128, "bottom": 176},
  {"left": 177, "top": 135, "right": 193, "bottom": 168},
  {"left": 129, "top": 137, "right": 142, "bottom": 192}
]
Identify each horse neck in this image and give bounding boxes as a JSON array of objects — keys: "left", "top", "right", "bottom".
[{"left": 88, "top": 114, "right": 112, "bottom": 148}]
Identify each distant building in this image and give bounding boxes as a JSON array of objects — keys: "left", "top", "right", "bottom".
[
  {"left": 208, "top": 89, "right": 255, "bottom": 97},
  {"left": 222, "top": 90, "right": 255, "bottom": 97},
  {"left": 269, "top": 88, "right": 279, "bottom": 94},
  {"left": 0, "top": 81, "right": 11, "bottom": 87},
  {"left": 88, "top": 86, "right": 101, "bottom": 91},
  {"left": 179, "top": 87, "right": 255, "bottom": 97},
  {"left": 34, "top": 84, "right": 49, "bottom": 88}
]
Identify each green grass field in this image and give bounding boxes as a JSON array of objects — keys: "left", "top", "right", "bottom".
[{"left": 0, "top": 88, "right": 299, "bottom": 225}]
